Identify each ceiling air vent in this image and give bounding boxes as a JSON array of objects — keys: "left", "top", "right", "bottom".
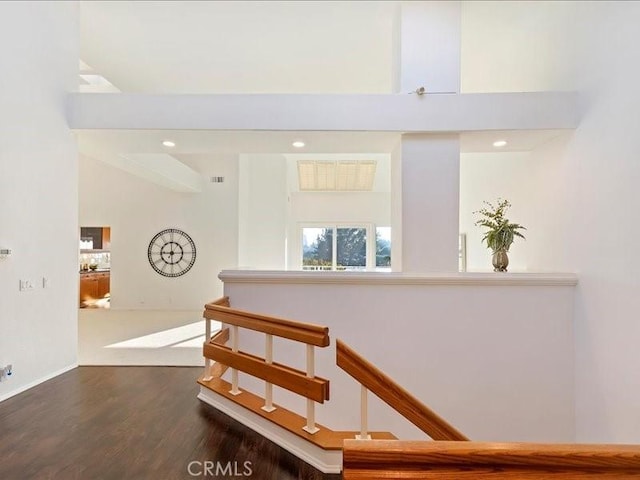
[{"left": 210, "top": 176, "right": 225, "bottom": 183}]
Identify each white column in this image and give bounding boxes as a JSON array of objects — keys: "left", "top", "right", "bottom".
[
  {"left": 401, "top": 133, "right": 460, "bottom": 273},
  {"left": 238, "top": 154, "right": 288, "bottom": 269},
  {"left": 302, "top": 344, "right": 320, "bottom": 434},
  {"left": 262, "top": 334, "right": 276, "bottom": 412},
  {"left": 229, "top": 325, "right": 241, "bottom": 395}
]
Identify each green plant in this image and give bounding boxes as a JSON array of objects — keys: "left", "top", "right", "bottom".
[{"left": 474, "top": 199, "right": 526, "bottom": 253}]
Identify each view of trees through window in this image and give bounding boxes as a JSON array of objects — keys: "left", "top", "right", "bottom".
[
  {"left": 302, "top": 226, "right": 391, "bottom": 271},
  {"left": 376, "top": 226, "right": 391, "bottom": 268}
]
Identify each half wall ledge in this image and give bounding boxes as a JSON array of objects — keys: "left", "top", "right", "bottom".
[{"left": 218, "top": 270, "right": 578, "bottom": 287}]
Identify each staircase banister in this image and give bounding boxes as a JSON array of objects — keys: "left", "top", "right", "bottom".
[
  {"left": 336, "top": 339, "right": 468, "bottom": 441},
  {"left": 205, "top": 296, "right": 230, "bottom": 307},
  {"left": 203, "top": 342, "right": 330, "bottom": 403},
  {"left": 203, "top": 303, "right": 330, "bottom": 347},
  {"left": 343, "top": 440, "right": 640, "bottom": 479}
]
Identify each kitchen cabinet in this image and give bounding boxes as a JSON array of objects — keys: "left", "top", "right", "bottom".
[
  {"left": 80, "top": 227, "right": 103, "bottom": 250},
  {"left": 80, "top": 227, "right": 110, "bottom": 251},
  {"left": 79, "top": 271, "right": 110, "bottom": 308},
  {"left": 98, "top": 273, "right": 110, "bottom": 298},
  {"left": 101, "top": 227, "right": 111, "bottom": 250}
]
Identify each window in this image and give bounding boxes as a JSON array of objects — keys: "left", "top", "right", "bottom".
[
  {"left": 376, "top": 227, "right": 391, "bottom": 269},
  {"left": 302, "top": 227, "right": 333, "bottom": 270},
  {"left": 301, "top": 225, "right": 390, "bottom": 271}
]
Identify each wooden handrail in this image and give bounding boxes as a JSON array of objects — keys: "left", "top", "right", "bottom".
[
  {"left": 203, "top": 342, "right": 330, "bottom": 403},
  {"left": 336, "top": 339, "right": 468, "bottom": 441},
  {"left": 206, "top": 296, "right": 230, "bottom": 307},
  {"left": 203, "top": 303, "right": 330, "bottom": 347},
  {"left": 208, "top": 328, "right": 230, "bottom": 379},
  {"left": 210, "top": 327, "right": 229, "bottom": 345},
  {"left": 343, "top": 440, "right": 640, "bottom": 479}
]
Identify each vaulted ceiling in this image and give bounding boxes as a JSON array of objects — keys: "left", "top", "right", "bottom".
[
  {"left": 80, "top": 1, "right": 396, "bottom": 94},
  {"left": 76, "top": 1, "right": 574, "bottom": 190}
]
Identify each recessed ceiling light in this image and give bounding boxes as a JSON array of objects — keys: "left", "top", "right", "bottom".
[
  {"left": 292, "top": 141, "right": 305, "bottom": 148},
  {"left": 162, "top": 140, "right": 176, "bottom": 147},
  {"left": 493, "top": 140, "right": 507, "bottom": 148}
]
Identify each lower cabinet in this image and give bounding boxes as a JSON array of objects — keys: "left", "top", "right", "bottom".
[
  {"left": 79, "top": 272, "right": 110, "bottom": 307},
  {"left": 97, "top": 274, "right": 110, "bottom": 299}
]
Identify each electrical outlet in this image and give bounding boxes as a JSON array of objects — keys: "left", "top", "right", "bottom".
[
  {"left": 19, "top": 280, "right": 35, "bottom": 291},
  {"left": 0, "top": 365, "right": 11, "bottom": 381}
]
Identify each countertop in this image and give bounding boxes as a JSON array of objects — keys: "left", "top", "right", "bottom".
[{"left": 79, "top": 269, "right": 111, "bottom": 275}]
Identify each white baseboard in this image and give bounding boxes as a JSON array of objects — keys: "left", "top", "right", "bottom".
[
  {"left": 197, "top": 386, "right": 343, "bottom": 474},
  {"left": 0, "top": 363, "right": 78, "bottom": 404}
]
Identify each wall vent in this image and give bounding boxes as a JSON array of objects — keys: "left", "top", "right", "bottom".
[{"left": 210, "top": 176, "right": 225, "bottom": 183}]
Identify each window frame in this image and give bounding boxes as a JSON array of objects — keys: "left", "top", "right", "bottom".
[{"left": 300, "top": 223, "right": 377, "bottom": 271}]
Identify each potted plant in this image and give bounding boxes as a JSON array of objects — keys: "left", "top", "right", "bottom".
[{"left": 474, "top": 199, "right": 526, "bottom": 272}]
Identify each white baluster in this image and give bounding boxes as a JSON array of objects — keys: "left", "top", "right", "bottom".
[
  {"left": 355, "top": 385, "right": 371, "bottom": 440},
  {"left": 262, "top": 334, "right": 276, "bottom": 412},
  {"left": 203, "top": 318, "right": 213, "bottom": 381},
  {"left": 302, "top": 344, "right": 319, "bottom": 434},
  {"left": 229, "top": 325, "right": 241, "bottom": 395}
]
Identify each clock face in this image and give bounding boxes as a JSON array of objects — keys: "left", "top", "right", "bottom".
[{"left": 147, "top": 228, "right": 196, "bottom": 277}]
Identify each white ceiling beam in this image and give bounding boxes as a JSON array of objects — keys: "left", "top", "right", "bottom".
[
  {"left": 106, "top": 154, "right": 204, "bottom": 193},
  {"left": 66, "top": 92, "right": 580, "bottom": 132}
]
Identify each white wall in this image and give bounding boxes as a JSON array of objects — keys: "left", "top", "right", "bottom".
[
  {"left": 553, "top": 3, "right": 640, "bottom": 443},
  {"left": 461, "top": 1, "right": 578, "bottom": 93},
  {"left": 221, "top": 273, "right": 576, "bottom": 442},
  {"left": 515, "top": 134, "right": 575, "bottom": 273},
  {"left": 79, "top": 154, "right": 239, "bottom": 310},
  {"left": 238, "top": 155, "right": 288, "bottom": 269},
  {"left": 80, "top": 1, "right": 396, "bottom": 94},
  {"left": 0, "top": 3, "right": 79, "bottom": 401},
  {"left": 459, "top": 138, "right": 572, "bottom": 272},
  {"left": 400, "top": 1, "right": 461, "bottom": 94},
  {"left": 462, "top": 1, "right": 640, "bottom": 443}
]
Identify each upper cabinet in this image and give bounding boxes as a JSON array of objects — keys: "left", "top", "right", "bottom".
[
  {"left": 102, "top": 227, "right": 111, "bottom": 250},
  {"left": 80, "top": 226, "right": 111, "bottom": 251}
]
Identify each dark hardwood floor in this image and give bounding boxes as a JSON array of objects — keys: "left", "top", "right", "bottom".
[{"left": 0, "top": 367, "right": 342, "bottom": 480}]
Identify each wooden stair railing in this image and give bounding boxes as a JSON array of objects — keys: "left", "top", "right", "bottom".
[
  {"left": 336, "top": 339, "right": 468, "bottom": 441},
  {"left": 204, "top": 342, "right": 329, "bottom": 402},
  {"left": 203, "top": 297, "right": 330, "bottom": 434},
  {"left": 204, "top": 301, "right": 330, "bottom": 347},
  {"left": 343, "top": 440, "right": 640, "bottom": 479},
  {"left": 207, "top": 328, "right": 230, "bottom": 379},
  {"left": 200, "top": 301, "right": 640, "bottom": 477},
  {"left": 202, "top": 296, "right": 231, "bottom": 381},
  {"left": 199, "top": 297, "right": 396, "bottom": 452}
]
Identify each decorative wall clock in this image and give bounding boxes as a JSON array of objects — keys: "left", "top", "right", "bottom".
[{"left": 147, "top": 228, "right": 196, "bottom": 277}]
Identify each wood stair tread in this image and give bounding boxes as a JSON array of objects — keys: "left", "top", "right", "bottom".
[{"left": 198, "top": 376, "right": 397, "bottom": 450}]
